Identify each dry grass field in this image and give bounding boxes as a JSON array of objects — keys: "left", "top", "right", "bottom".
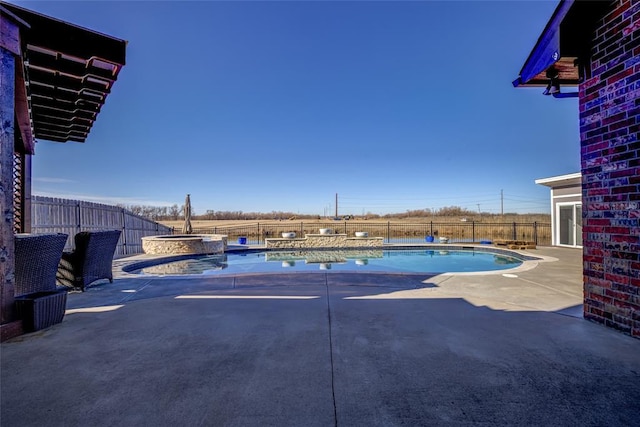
[
  {"left": 159, "top": 214, "right": 550, "bottom": 229},
  {"left": 159, "top": 215, "right": 552, "bottom": 245}
]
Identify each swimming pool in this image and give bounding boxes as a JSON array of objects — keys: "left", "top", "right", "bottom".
[{"left": 124, "top": 248, "right": 527, "bottom": 276}]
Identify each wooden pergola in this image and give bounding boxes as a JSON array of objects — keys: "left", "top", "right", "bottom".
[{"left": 0, "top": 2, "right": 126, "bottom": 339}]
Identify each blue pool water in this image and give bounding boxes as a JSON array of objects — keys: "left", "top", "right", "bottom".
[{"left": 126, "top": 249, "right": 524, "bottom": 276}]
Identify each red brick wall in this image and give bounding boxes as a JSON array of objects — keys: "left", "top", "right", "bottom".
[{"left": 579, "top": 0, "right": 640, "bottom": 337}]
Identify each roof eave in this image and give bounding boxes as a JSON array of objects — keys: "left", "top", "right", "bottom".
[
  {"left": 513, "top": 0, "right": 576, "bottom": 88},
  {"left": 535, "top": 172, "right": 582, "bottom": 187}
]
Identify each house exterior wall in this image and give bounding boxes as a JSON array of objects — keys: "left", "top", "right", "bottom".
[
  {"left": 579, "top": 0, "right": 640, "bottom": 337},
  {"left": 553, "top": 185, "right": 582, "bottom": 197},
  {"left": 552, "top": 189, "right": 581, "bottom": 247},
  {"left": 543, "top": 183, "right": 581, "bottom": 246}
]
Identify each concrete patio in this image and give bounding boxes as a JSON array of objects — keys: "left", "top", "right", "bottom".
[{"left": 2, "top": 247, "right": 639, "bottom": 426}]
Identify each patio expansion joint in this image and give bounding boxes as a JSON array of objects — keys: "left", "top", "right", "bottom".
[
  {"left": 118, "top": 279, "right": 154, "bottom": 304},
  {"left": 324, "top": 273, "right": 338, "bottom": 427},
  {"left": 514, "top": 276, "right": 582, "bottom": 299}
]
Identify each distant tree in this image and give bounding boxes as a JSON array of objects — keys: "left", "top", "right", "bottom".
[
  {"left": 169, "top": 204, "right": 180, "bottom": 220},
  {"left": 128, "top": 204, "right": 143, "bottom": 216},
  {"left": 437, "top": 206, "right": 475, "bottom": 217}
]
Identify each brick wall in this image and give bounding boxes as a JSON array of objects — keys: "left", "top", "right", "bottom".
[{"left": 579, "top": 0, "right": 640, "bottom": 337}]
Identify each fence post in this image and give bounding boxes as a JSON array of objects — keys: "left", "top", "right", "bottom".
[
  {"left": 512, "top": 222, "right": 517, "bottom": 240},
  {"left": 257, "top": 222, "right": 260, "bottom": 245},
  {"left": 76, "top": 201, "right": 82, "bottom": 234},
  {"left": 121, "top": 208, "right": 127, "bottom": 255},
  {"left": 534, "top": 221, "right": 538, "bottom": 245},
  {"left": 472, "top": 221, "right": 475, "bottom": 242},
  {"left": 387, "top": 221, "right": 390, "bottom": 243},
  {"left": 430, "top": 221, "right": 433, "bottom": 237}
]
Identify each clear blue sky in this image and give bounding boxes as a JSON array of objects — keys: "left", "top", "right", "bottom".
[{"left": 18, "top": 0, "right": 579, "bottom": 216}]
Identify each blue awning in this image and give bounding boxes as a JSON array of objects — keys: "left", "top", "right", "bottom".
[{"left": 512, "top": 0, "right": 575, "bottom": 87}]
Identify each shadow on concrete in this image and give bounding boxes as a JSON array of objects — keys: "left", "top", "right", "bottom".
[{"left": 2, "top": 271, "right": 639, "bottom": 426}]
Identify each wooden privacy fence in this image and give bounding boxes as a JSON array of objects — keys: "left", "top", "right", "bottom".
[{"left": 31, "top": 196, "right": 172, "bottom": 255}]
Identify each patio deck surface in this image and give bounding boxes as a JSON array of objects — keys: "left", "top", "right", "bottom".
[{"left": 2, "top": 247, "right": 639, "bottom": 426}]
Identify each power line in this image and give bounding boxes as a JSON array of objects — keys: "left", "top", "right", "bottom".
[
  {"left": 340, "top": 194, "right": 500, "bottom": 201},
  {"left": 503, "top": 194, "right": 550, "bottom": 202}
]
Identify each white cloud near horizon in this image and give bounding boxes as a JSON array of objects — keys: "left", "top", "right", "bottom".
[
  {"left": 33, "top": 177, "right": 76, "bottom": 184},
  {"left": 33, "top": 191, "right": 176, "bottom": 207}
]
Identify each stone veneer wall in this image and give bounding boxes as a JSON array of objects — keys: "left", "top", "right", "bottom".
[
  {"left": 580, "top": 0, "right": 640, "bottom": 337},
  {"left": 142, "top": 235, "right": 227, "bottom": 255},
  {"left": 264, "top": 250, "right": 384, "bottom": 262},
  {"left": 266, "top": 234, "right": 384, "bottom": 249}
]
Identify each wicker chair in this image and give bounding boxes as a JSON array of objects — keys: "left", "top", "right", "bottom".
[
  {"left": 56, "top": 230, "right": 121, "bottom": 291},
  {"left": 14, "top": 233, "right": 69, "bottom": 331}
]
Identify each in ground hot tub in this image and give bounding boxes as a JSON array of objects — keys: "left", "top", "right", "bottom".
[{"left": 141, "top": 234, "right": 227, "bottom": 255}]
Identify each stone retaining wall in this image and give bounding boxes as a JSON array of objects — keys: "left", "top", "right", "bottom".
[
  {"left": 265, "top": 249, "right": 383, "bottom": 263},
  {"left": 265, "top": 234, "right": 384, "bottom": 249}
]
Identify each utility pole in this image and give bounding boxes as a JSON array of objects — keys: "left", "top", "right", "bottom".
[
  {"left": 335, "top": 193, "right": 338, "bottom": 218},
  {"left": 501, "top": 189, "right": 504, "bottom": 216}
]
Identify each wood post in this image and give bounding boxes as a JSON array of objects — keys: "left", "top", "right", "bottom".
[
  {"left": 0, "top": 45, "right": 16, "bottom": 325},
  {"left": 1, "top": 12, "right": 26, "bottom": 338}
]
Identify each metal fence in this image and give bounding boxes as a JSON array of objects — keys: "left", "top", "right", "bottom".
[
  {"left": 181, "top": 221, "right": 551, "bottom": 246},
  {"left": 31, "top": 196, "right": 172, "bottom": 255}
]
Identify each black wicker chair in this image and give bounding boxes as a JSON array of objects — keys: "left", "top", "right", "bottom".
[
  {"left": 56, "top": 230, "right": 121, "bottom": 291},
  {"left": 14, "top": 233, "right": 69, "bottom": 332}
]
